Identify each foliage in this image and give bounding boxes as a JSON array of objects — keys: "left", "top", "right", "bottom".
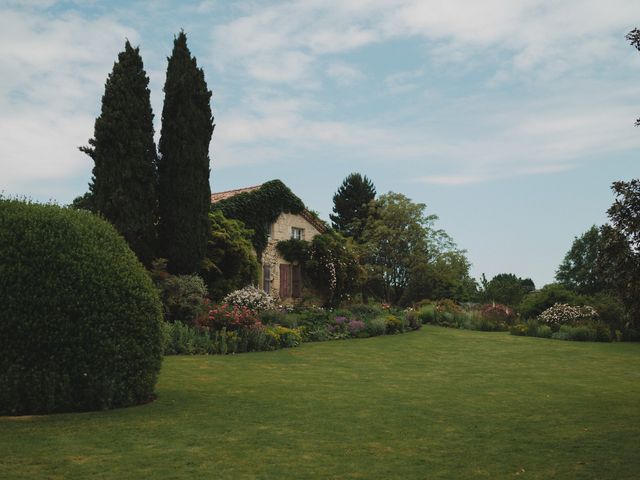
[
  {"left": 213, "top": 179, "right": 305, "bottom": 257},
  {"left": 201, "top": 210, "right": 259, "bottom": 300},
  {"left": 599, "top": 180, "right": 640, "bottom": 328},
  {"left": 330, "top": 172, "right": 376, "bottom": 240},
  {"left": 518, "top": 283, "right": 585, "bottom": 319},
  {"left": 401, "top": 250, "right": 478, "bottom": 305},
  {"left": 0, "top": 200, "right": 163, "bottom": 415},
  {"left": 480, "top": 273, "right": 535, "bottom": 307},
  {"left": 384, "top": 315, "right": 404, "bottom": 334},
  {"left": 305, "top": 231, "right": 361, "bottom": 307},
  {"left": 151, "top": 259, "right": 209, "bottom": 325},
  {"left": 80, "top": 41, "right": 158, "bottom": 266},
  {"left": 365, "top": 316, "right": 387, "bottom": 336},
  {"left": 538, "top": 303, "right": 599, "bottom": 331},
  {"left": 276, "top": 238, "right": 310, "bottom": 263},
  {"left": 361, "top": 192, "right": 455, "bottom": 304},
  {"left": 222, "top": 285, "right": 275, "bottom": 311},
  {"left": 162, "top": 321, "right": 214, "bottom": 355},
  {"left": 158, "top": 31, "right": 214, "bottom": 274},
  {"left": 480, "top": 303, "right": 517, "bottom": 325},
  {"left": 206, "top": 304, "right": 261, "bottom": 331},
  {"left": 556, "top": 226, "right": 609, "bottom": 295}
]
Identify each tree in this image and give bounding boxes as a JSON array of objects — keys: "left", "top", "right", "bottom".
[
  {"left": 330, "top": 173, "right": 376, "bottom": 240},
  {"left": 555, "top": 226, "right": 609, "bottom": 295},
  {"left": 201, "top": 210, "right": 259, "bottom": 301},
  {"left": 400, "top": 250, "right": 478, "bottom": 305},
  {"left": 599, "top": 180, "right": 640, "bottom": 328},
  {"left": 80, "top": 41, "right": 158, "bottom": 266},
  {"left": 627, "top": 28, "right": 640, "bottom": 126},
  {"left": 158, "top": 31, "right": 214, "bottom": 274},
  {"left": 360, "top": 192, "right": 452, "bottom": 304},
  {"left": 482, "top": 273, "right": 535, "bottom": 307}
]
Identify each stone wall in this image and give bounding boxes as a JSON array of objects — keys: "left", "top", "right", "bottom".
[{"left": 262, "top": 212, "right": 322, "bottom": 299}]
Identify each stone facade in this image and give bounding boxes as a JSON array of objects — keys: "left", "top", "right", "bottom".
[{"left": 261, "top": 212, "right": 323, "bottom": 299}]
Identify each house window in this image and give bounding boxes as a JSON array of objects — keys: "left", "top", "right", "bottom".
[
  {"left": 263, "top": 264, "right": 271, "bottom": 294},
  {"left": 266, "top": 223, "right": 274, "bottom": 240},
  {"left": 291, "top": 227, "right": 304, "bottom": 240}
]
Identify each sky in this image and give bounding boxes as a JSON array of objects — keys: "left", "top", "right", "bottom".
[{"left": 2, "top": 0, "right": 639, "bottom": 288}]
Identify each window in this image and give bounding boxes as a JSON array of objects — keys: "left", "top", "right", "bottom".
[
  {"left": 291, "top": 227, "right": 304, "bottom": 240},
  {"left": 266, "top": 223, "right": 274, "bottom": 240}
]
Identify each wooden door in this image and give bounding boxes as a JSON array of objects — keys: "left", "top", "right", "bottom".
[{"left": 279, "top": 264, "right": 291, "bottom": 298}]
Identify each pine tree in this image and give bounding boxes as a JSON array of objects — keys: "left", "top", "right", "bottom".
[
  {"left": 81, "top": 41, "right": 158, "bottom": 266},
  {"left": 330, "top": 173, "right": 376, "bottom": 240},
  {"left": 158, "top": 31, "right": 214, "bottom": 274}
]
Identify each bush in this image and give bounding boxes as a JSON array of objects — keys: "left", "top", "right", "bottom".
[
  {"left": 0, "top": 200, "right": 163, "bottom": 415},
  {"left": 365, "top": 317, "right": 387, "bottom": 336},
  {"left": 519, "top": 284, "right": 585, "bottom": 319},
  {"left": 417, "top": 304, "right": 436, "bottom": 324},
  {"left": 151, "top": 260, "right": 209, "bottom": 325},
  {"left": 223, "top": 285, "right": 275, "bottom": 311},
  {"left": 206, "top": 304, "right": 261, "bottom": 331},
  {"left": 385, "top": 315, "right": 404, "bottom": 334},
  {"left": 405, "top": 310, "right": 422, "bottom": 331},
  {"left": 163, "top": 321, "right": 213, "bottom": 355},
  {"left": 538, "top": 303, "right": 598, "bottom": 331},
  {"left": 480, "top": 303, "right": 516, "bottom": 325}
]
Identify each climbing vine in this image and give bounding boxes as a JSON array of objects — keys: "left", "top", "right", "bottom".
[{"left": 212, "top": 180, "right": 305, "bottom": 257}]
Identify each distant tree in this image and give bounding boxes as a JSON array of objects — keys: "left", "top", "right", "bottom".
[
  {"left": 599, "top": 180, "right": 640, "bottom": 327},
  {"left": 361, "top": 192, "right": 454, "bottom": 304},
  {"left": 401, "top": 250, "right": 478, "bottom": 305},
  {"left": 158, "top": 31, "right": 214, "bottom": 274},
  {"left": 330, "top": 173, "right": 376, "bottom": 240},
  {"left": 482, "top": 273, "right": 535, "bottom": 307},
  {"left": 627, "top": 28, "right": 640, "bottom": 126},
  {"left": 555, "top": 226, "right": 609, "bottom": 295},
  {"left": 80, "top": 41, "right": 158, "bottom": 266},
  {"left": 201, "top": 210, "right": 259, "bottom": 301}
]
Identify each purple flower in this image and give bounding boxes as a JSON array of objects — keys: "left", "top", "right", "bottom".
[
  {"left": 335, "top": 316, "right": 347, "bottom": 325},
  {"left": 347, "top": 320, "right": 366, "bottom": 333}
]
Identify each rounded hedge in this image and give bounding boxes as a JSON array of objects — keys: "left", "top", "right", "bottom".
[{"left": 0, "top": 200, "right": 163, "bottom": 415}]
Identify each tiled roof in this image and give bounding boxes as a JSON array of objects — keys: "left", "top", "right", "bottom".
[{"left": 210, "top": 185, "right": 262, "bottom": 203}]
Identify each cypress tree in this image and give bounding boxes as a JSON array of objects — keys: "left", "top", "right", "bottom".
[
  {"left": 158, "top": 31, "right": 214, "bottom": 274},
  {"left": 81, "top": 40, "right": 158, "bottom": 266},
  {"left": 330, "top": 173, "right": 376, "bottom": 240}
]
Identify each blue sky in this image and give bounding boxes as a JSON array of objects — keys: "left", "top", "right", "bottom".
[{"left": 2, "top": 0, "right": 639, "bottom": 288}]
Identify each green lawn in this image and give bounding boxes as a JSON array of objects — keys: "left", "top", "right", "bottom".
[{"left": 2, "top": 326, "right": 639, "bottom": 479}]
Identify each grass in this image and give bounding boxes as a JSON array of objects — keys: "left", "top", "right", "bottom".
[{"left": 1, "top": 326, "right": 639, "bottom": 479}]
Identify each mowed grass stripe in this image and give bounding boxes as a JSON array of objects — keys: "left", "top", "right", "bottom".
[{"left": 1, "top": 326, "right": 639, "bottom": 479}]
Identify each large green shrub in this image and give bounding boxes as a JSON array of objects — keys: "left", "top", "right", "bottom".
[{"left": 0, "top": 200, "right": 163, "bottom": 415}]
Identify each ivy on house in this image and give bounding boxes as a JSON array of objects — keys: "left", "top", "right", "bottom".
[
  {"left": 213, "top": 180, "right": 305, "bottom": 257},
  {"left": 276, "top": 239, "right": 310, "bottom": 263}
]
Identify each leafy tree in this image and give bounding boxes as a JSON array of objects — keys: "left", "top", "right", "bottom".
[
  {"left": 330, "top": 173, "right": 376, "bottom": 240},
  {"left": 482, "top": 273, "right": 535, "bottom": 307},
  {"left": 401, "top": 250, "right": 478, "bottom": 305},
  {"left": 80, "top": 41, "right": 158, "bottom": 266},
  {"left": 555, "top": 226, "right": 609, "bottom": 295},
  {"left": 201, "top": 210, "right": 259, "bottom": 300},
  {"left": 360, "top": 192, "right": 452, "bottom": 304},
  {"left": 158, "top": 31, "right": 214, "bottom": 274},
  {"left": 599, "top": 180, "right": 640, "bottom": 328}
]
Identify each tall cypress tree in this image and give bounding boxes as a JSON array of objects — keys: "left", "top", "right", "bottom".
[
  {"left": 330, "top": 173, "right": 376, "bottom": 240},
  {"left": 158, "top": 31, "right": 214, "bottom": 274},
  {"left": 81, "top": 41, "right": 158, "bottom": 266}
]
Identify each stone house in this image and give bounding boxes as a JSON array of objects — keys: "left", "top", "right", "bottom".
[{"left": 211, "top": 185, "right": 327, "bottom": 300}]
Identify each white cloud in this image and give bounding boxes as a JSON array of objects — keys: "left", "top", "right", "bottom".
[
  {"left": 326, "top": 62, "right": 364, "bottom": 85},
  {"left": 0, "top": 7, "right": 138, "bottom": 200}
]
